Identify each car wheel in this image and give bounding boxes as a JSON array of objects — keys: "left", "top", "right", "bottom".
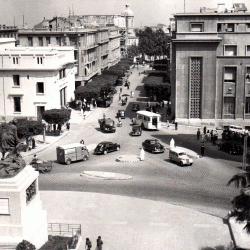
[
  {"left": 141, "top": 123, "right": 144, "bottom": 129},
  {"left": 190, "top": 163, "right": 193, "bottom": 166},
  {"left": 180, "top": 161, "right": 184, "bottom": 166},
  {"left": 169, "top": 157, "right": 172, "bottom": 161},
  {"left": 116, "top": 146, "right": 120, "bottom": 151},
  {"left": 83, "top": 156, "right": 87, "bottom": 161},
  {"left": 65, "top": 158, "right": 71, "bottom": 165},
  {"left": 103, "top": 150, "right": 108, "bottom": 155}
]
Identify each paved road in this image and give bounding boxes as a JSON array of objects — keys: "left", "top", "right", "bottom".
[{"left": 30, "top": 66, "right": 240, "bottom": 219}]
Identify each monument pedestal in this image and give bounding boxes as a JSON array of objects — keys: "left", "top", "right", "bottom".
[{"left": 0, "top": 165, "right": 48, "bottom": 249}]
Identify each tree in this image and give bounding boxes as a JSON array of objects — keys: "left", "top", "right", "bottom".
[
  {"left": 227, "top": 170, "right": 250, "bottom": 233},
  {"left": 16, "top": 239, "right": 36, "bottom": 250},
  {"left": 42, "top": 109, "right": 71, "bottom": 125},
  {"left": 136, "top": 27, "right": 170, "bottom": 60},
  {"left": 127, "top": 45, "right": 139, "bottom": 58}
]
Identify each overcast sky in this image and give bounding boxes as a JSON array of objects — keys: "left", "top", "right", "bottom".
[{"left": 0, "top": 0, "right": 248, "bottom": 28}]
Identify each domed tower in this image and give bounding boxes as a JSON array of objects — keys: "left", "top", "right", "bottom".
[{"left": 121, "top": 3, "right": 134, "bottom": 35}]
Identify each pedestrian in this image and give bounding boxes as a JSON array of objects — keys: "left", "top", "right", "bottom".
[
  {"left": 85, "top": 238, "right": 92, "bottom": 250},
  {"left": 32, "top": 137, "right": 36, "bottom": 149},
  {"left": 103, "top": 113, "right": 106, "bottom": 119},
  {"left": 66, "top": 122, "right": 70, "bottom": 130},
  {"left": 197, "top": 128, "right": 201, "bottom": 140},
  {"left": 58, "top": 123, "right": 62, "bottom": 135},
  {"left": 201, "top": 144, "right": 205, "bottom": 157},
  {"left": 140, "top": 148, "right": 145, "bottom": 161},
  {"left": 96, "top": 236, "right": 103, "bottom": 250},
  {"left": 125, "top": 97, "right": 128, "bottom": 103},
  {"left": 203, "top": 126, "right": 207, "bottom": 134},
  {"left": 166, "top": 120, "right": 169, "bottom": 128},
  {"left": 119, "top": 93, "right": 121, "bottom": 101},
  {"left": 80, "top": 139, "right": 85, "bottom": 144},
  {"left": 175, "top": 122, "right": 178, "bottom": 130},
  {"left": 120, "top": 87, "right": 122, "bottom": 94}
]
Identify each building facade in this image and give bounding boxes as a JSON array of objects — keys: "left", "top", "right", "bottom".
[
  {"left": 0, "top": 43, "right": 75, "bottom": 122},
  {"left": 171, "top": 3, "right": 250, "bottom": 126},
  {"left": 18, "top": 26, "right": 121, "bottom": 87}
]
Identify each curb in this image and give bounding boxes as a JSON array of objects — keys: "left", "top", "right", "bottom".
[
  {"left": 80, "top": 171, "right": 133, "bottom": 180},
  {"left": 116, "top": 155, "right": 141, "bottom": 163}
]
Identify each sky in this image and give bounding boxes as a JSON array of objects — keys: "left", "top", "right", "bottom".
[{"left": 0, "top": 0, "right": 249, "bottom": 28}]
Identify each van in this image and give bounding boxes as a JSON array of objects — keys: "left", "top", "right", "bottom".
[
  {"left": 228, "top": 125, "right": 245, "bottom": 134},
  {"left": 169, "top": 148, "right": 193, "bottom": 166},
  {"left": 56, "top": 143, "right": 89, "bottom": 165}
]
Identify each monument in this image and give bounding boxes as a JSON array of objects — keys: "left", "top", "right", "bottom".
[{"left": 0, "top": 147, "right": 48, "bottom": 249}]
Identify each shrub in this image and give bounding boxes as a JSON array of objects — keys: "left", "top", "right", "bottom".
[
  {"left": 16, "top": 239, "right": 36, "bottom": 250},
  {"left": 16, "top": 120, "right": 44, "bottom": 139}
]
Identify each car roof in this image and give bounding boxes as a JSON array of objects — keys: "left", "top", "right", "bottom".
[
  {"left": 57, "top": 143, "right": 85, "bottom": 149},
  {"left": 170, "top": 148, "right": 187, "bottom": 153},
  {"left": 99, "top": 141, "right": 112, "bottom": 144}
]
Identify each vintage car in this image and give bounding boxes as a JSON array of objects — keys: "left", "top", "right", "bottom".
[
  {"left": 94, "top": 141, "right": 121, "bottom": 155},
  {"left": 117, "top": 109, "right": 125, "bottom": 119},
  {"left": 142, "top": 139, "right": 165, "bottom": 153},
  {"left": 218, "top": 141, "right": 243, "bottom": 155},
  {"left": 131, "top": 125, "right": 142, "bottom": 136},
  {"left": 169, "top": 148, "right": 193, "bottom": 166},
  {"left": 132, "top": 103, "right": 140, "bottom": 111},
  {"left": 98, "top": 118, "right": 116, "bottom": 133}
]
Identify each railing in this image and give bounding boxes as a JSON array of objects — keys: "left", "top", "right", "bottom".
[{"left": 48, "top": 223, "right": 81, "bottom": 237}]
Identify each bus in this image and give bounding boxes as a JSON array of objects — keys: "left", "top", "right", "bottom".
[{"left": 135, "top": 110, "right": 161, "bottom": 130}]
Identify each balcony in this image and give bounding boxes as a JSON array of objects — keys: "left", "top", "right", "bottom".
[{"left": 97, "top": 38, "right": 109, "bottom": 44}]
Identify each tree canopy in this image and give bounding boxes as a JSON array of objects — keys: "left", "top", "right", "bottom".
[
  {"left": 136, "top": 27, "right": 170, "bottom": 60},
  {"left": 42, "top": 109, "right": 71, "bottom": 125}
]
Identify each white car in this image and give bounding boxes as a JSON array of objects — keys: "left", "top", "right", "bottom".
[
  {"left": 169, "top": 148, "right": 193, "bottom": 166},
  {"left": 229, "top": 125, "right": 247, "bottom": 135}
]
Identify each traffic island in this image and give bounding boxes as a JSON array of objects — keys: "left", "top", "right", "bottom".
[
  {"left": 116, "top": 155, "right": 141, "bottom": 163},
  {"left": 80, "top": 171, "right": 132, "bottom": 180}
]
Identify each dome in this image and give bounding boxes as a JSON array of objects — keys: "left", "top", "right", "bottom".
[{"left": 121, "top": 4, "right": 134, "bottom": 17}]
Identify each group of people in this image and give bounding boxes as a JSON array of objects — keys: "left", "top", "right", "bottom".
[
  {"left": 85, "top": 236, "right": 103, "bottom": 250},
  {"left": 197, "top": 126, "right": 218, "bottom": 145}
]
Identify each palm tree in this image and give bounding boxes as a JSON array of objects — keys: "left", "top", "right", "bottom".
[{"left": 227, "top": 170, "right": 250, "bottom": 233}]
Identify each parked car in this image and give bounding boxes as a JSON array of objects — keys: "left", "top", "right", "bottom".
[
  {"left": 218, "top": 141, "right": 243, "bottom": 155},
  {"left": 131, "top": 125, "right": 142, "bottom": 136},
  {"left": 94, "top": 141, "right": 120, "bottom": 155},
  {"left": 142, "top": 139, "right": 165, "bottom": 153},
  {"left": 169, "top": 148, "right": 193, "bottom": 166},
  {"left": 117, "top": 109, "right": 125, "bottom": 119},
  {"left": 132, "top": 103, "right": 140, "bottom": 111}
]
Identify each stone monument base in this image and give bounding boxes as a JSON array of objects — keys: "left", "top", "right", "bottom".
[{"left": 0, "top": 165, "right": 48, "bottom": 249}]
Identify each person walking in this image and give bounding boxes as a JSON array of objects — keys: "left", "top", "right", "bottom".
[
  {"left": 201, "top": 144, "right": 205, "bottom": 157},
  {"left": 140, "top": 148, "right": 145, "bottom": 161},
  {"left": 85, "top": 238, "right": 92, "bottom": 250},
  {"left": 96, "top": 236, "right": 103, "bottom": 250},
  {"left": 197, "top": 128, "right": 201, "bottom": 140},
  {"left": 175, "top": 122, "right": 178, "bottom": 130},
  {"left": 203, "top": 126, "right": 207, "bottom": 134}
]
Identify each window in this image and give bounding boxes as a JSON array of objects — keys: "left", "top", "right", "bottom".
[
  {"left": 246, "top": 97, "right": 250, "bottom": 114},
  {"left": 217, "top": 23, "right": 222, "bottom": 32},
  {"left": 227, "top": 23, "right": 235, "bottom": 32},
  {"left": 59, "top": 68, "right": 66, "bottom": 79},
  {"left": 246, "top": 68, "right": 250, "bottom": 82},
  {"left": 190, "top": 23, "right": 203, "bottom": 32},
  {"left": 37, "top": 57, "right": 43, "bottom": 64},
  {"left": 246, "top": 45, "right": 250, "bottom": 56},
  {"left": 224, "top": 97, "right": 235, "bottom": 114},
  {"left": 46, "top": 37, "right": 50, "bottom": 46},
  {"left": 36, "top": 82, "right": 44, "bottom": 94},
  {"left": 246, "top": 24, "right": 250, "bottom": 32},
  {"left": 13, "top": 75, "right": 20, "bottom": 86},
  {"left": 224, "top": 45, "right": 237, "bottom": 56},
  {"left": 56, "top": 37, "right": 61, "bottom": 46},
  {"left": 13, "top": 57, "right": 18, "bottom": 64},
  {"left": 224, "top": 67, "right": 236, "bottom": 83},
  {"left": 28, "top": 37, "right": 33, "bottom": 46},
  {"left": 14, "top": 96, "right": 21, "bottom": 112},
  {"left": 38, "top": 37, "right": 43, "bottom": 46}
]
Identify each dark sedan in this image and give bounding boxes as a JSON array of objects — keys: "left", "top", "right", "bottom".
[
  {"left": 94, "top": 141, "right": 121, "bottom": 155},
  {"left": 218, "top": 141, "right": 243, "bottom": 155},
  {"left": 142, "top": 139, "right": 165, "bottom": 153}
]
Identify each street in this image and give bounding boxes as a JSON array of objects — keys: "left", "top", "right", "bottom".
[{"left": 31, "top": 66, "right": 240, "bottom": 218}]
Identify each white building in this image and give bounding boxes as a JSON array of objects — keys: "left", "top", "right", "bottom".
[{"left": 0, "top": 40, "right": 75, "bottom": 122}]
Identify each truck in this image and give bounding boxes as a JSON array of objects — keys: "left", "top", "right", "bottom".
[
  {"left": 96, "top": 97, "right": 112, "bottom": 107},
  {"left": 98, "top": 118, "right": 116, "bottom": 133}
]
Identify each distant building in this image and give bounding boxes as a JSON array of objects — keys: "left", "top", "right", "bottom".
[
  {"left": 0, "top": 40, "right": 75, "bottom": 122},
  {"left": 170, "top": 3, "right": 250, "bottom": 126}
]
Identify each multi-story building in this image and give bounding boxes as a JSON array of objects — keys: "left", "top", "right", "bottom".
[
  {"left": 171, "top": 3, "right": 250, "bottom": 126},
  {"left": 18, "top": 25, "right": 121, "bottom": 87},
  {"left": 0, "top": 39, "right": 75, "bottom": 122}
]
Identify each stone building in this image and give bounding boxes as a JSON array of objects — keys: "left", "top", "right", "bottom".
[
  {"left": 171, "top": 3, "right": 250, "bottom": 126},
  {"left": 0, "top": 39, "right": 75, "bottom": 122}
]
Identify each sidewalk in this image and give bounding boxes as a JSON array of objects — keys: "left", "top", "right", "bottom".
[{"left": 21, "top": 108, "right": 92, "bottom": 159}]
